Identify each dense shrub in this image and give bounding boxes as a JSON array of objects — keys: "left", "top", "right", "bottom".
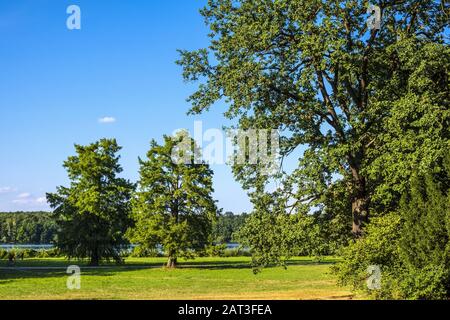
[
  {"left": 333, "top": 173, "right": 450, "bottom": 299},
  {"left": 331, "top": 213, "right": 403, "bottom": 298},
  {"left": 37, "top": 248, "right": 62, "bottom": 258},
  {"left": 236, "top": 206, "right": 329, "bottom": 268},
  {"left": 129, "top": 246, "right": 163, "bottom": 258},
  {"left": 222, "top": 248, "right": 251, "bottom": 257},
  {"left": 0, "top": 249, "right": 8, "bottom": 259},
  {"left": 204, "top": 244, "right": 227, "bottom": 257},
  {"left": 0, "top": 248, "right": 64, "bottom": 260},
  {"left": 212, "top": 212, "right": 248, "bottom": 243}
]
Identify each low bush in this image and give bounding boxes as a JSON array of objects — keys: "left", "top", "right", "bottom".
[
  {"left": 129, "top": 246, "right": 163, "bottom": 258},
  {"left": 222, "top": 248, "right": 251, "bottom": 257},
  {"left": 0, "top": 249, "right": 7, "bottom": 259},
  {"left": 205, "top": 244, "right": 227, "bottom": 257},
  {"left": 333, "top": 173, "right": 450, "bottom": 299},
  {"left": 0, "top": 247, "right": 64, "bottom": 260}
]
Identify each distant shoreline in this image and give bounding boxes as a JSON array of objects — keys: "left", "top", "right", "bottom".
[{"left": 0, "top": 243, "right": 241, "bottom": 251}]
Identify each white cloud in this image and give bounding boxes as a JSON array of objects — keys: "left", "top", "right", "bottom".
[
  {"left": 12, "top": 199, "right": 28, "bottom": 204},
  {"left": 98, "top": 116, "right": 116, "bottom": 124},
  {"left": 17, "top": 192, "right": 31, "bottom": 199},
  {"left": 12, "top": 193, "right": 47, "bottom": 206},
  {"left": 36, "top": 197, "right": 47, "bottom": 204},
  {"left": 0, "top": 187, "right": 17, "bottom": 194}
]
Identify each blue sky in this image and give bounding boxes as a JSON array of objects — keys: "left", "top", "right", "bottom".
[{"left": 0, "top": 0, "right": 255, "bottom": 213}]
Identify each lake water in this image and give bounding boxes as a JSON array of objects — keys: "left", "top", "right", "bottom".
[{"left": 0, "top": 244, "right": 54, "bottom": 250}]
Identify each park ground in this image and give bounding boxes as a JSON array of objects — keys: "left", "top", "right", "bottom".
[{"left": 0, "top": 257, "right": 357, "bottom": 300}]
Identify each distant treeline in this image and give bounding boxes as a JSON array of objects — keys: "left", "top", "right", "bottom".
[
  {"left": 0, "top": 211, "right": 246, "bottom": 245},
  {"left": 0, "top": 212, "right": 57, "bottom": 244},
  {"left": 213, "top": 212, "right": 248, "bottom": 243}
]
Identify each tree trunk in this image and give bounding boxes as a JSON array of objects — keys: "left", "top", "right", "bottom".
[
  {"left": 351, "top": 174, "right": 369, "bottom": 237},
  {"left": 166, "top": 256, "right": 177, "bottom": 268},
  {"left": 352, "top": 194, "right": 369, "bottom": 237},
  {"left": 90, "top": 247, "right": 99, "bottom": 266},
  {"left": 349, "top": 156, "right": 369, "bottom": 237},
  {"left": 167, "top": 194, "right": 179, "bottom": 269}
]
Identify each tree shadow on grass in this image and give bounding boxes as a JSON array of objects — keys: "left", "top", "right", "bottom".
[
  {"left": 0, "top": 257, "right": 337, "bottom": 285},
  {"left": 0, "top": 268, "right": 119, "bottom": 284},
  {"left": 175, "top": 257, "right": 337, "bottom": 270}
]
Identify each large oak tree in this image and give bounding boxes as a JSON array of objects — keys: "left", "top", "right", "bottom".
[{"left": 177, "top": 0, "right": 449, "bottom": 243}]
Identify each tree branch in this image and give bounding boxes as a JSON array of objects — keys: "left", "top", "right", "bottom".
[{"left": 315, "top": 69, "right": 346, "bottom": 140}]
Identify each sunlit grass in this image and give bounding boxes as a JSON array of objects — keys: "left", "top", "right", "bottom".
[{"left": 0, "top": 257, "right": 355, "bottom": 300}]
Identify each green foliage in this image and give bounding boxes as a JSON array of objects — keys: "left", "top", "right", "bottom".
[
  {"left": 332, "top": 213, "right": 403, "bottom": 297},
  {"left": 177, "top": 0, "right": 449, "bottom": 266},
  {"left": 314, "top": 180, "right": 354, "bottom": 253},
  {"left": 0, "top": 248, "right": 63, "bottom": 260},
  {"left": 396, "top": 173, "right": 450, "bottom": 299},
  {"left": 0, "top": 249, "right": 7, "bottom": 259},
  {"left": 365, "top": 38, "right": 450, "bottom": 210},
  {"left": 46, "top": 139, "right": 135, "bottom": 266},
  {"left": 204, "top": 243, "right": 227, "bottom": 257},
  {"left": 235, "top": 181, "right": 352, "bottom": 270},
  {"left": 333, "top": 165, "right": 450, "bottom": 299},
  {"left": 222, "top": 248, "right": 252, "bottom": 258},
  {"left": 236, "top": 193, "right": 327, "bottom": 270},
  {"left": 129, "top": 246, "right": 163, "bottom": 258},
  {"left": 0, "top": 212, "right": 57, "bottom": 244},
  {"left": 35, "top": 248, "right": 62, "bottom": 258},
  {"left": 212, "top": 211, "right": 248, "bottom": 243},
  {"left": 127, "top": 133, "right": 218, "bottom": 267}
]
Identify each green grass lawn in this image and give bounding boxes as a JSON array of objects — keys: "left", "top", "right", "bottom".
[{"left": 0, "top": 257, "right": 356, "bottom": 300}]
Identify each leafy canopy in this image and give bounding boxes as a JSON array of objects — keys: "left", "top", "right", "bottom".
[
  {"left": 127, "top": 132, "right": 218, "bottom": 267},
  {"left": 47, "top": 139, "right": 134, "bottom": 265},
  {"left": 333, "top": 165, "right": 450, "bottom": 299},
  {"left": 178, "top": 1, "right": 449, "bottom": 261},
  {"left": 178, "top": 0, "right": 448, "bottom": 211}
]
